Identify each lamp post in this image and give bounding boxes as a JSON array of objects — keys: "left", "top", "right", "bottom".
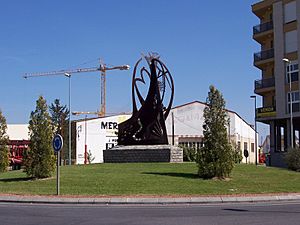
[
  {"left": 64, "top": 73, "right": 72, "bottom": 165},
  {"left": 250, "top": 95, "right": 258, "bottom": 165},
  {"left": 84, "top": 115, "right": 87, "bottom": 164},
  {"left": 283, "top": 58, "right": 294, "bottom": 148}
]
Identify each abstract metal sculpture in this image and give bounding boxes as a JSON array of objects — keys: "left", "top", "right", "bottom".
[{"left": 118, "top": 54, "right": 174, "bottom": 145}]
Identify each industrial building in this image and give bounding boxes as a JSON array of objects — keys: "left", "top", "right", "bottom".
[
  {"left": 74, "top": 101, "right": 257, "bottom": 165},
  {"left": 252, "top": 0, "right": 300, "bottom": 167}
]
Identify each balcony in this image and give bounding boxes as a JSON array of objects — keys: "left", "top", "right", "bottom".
[
  {"left": 253, "top": 21, "right": 273, "bottom": 35},
  {"left": 254, "top": 77, "right": 275, "bottom": 94},
  {"left": 252, "top": 0, "right": 273, "bottom": 18},
  {"left": 254, "top": 49, "right": 274, "bottom": 68},
  {"left": 254, "top": 49, "right": 274, "bottom": 62},
  {"left": 256, "top": 106, "right": 276, "bottom": 119}
]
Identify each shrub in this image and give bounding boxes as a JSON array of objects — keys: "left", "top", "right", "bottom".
[
  {"left": 87, "top": 150, "right": 95, "bottom": 164},
  {"left": 182, "top": 146, "right": 197, "bottom": 162},
  {"left": 284, "top": 147, "right": 300, "bottom": 172},
  {"left": 0, "top": 110, "right": 9, "bottom": 172},
  {"left": 231, "top": 142, "right": 243, "bottom": 164}
]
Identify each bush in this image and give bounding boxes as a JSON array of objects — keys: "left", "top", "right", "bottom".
[
  {"left": 231, "top": 143, "right": 243, "bottom": 164},
  {"left": 182, "top": 146, "right": 197, "bottom": 162},
  {"left": 0, "top": 110, "right": 9, "bottom": 172},
  {"left": 285, "top": 147, "right": 300, "bottom": 172}
]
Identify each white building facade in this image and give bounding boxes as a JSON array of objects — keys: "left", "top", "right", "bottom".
[
  {"left": 74, "top": 114, "right": 131, "bottom": 164},
  {"left": 7, "top": 124, "right": 29, "bottom": 140},
  {"left": 165, "top": 101, "right": 258, "bottom": 164}
]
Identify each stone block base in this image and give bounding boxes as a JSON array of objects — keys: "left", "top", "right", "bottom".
[{"left": 103, "top": 145, "right": 183, "bottom": 163}]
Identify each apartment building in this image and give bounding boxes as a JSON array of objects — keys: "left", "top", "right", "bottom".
[{"left": 252, "top": 0, "right": 300, "bottom": 167}]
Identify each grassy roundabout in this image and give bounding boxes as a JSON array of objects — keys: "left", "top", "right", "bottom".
[{"left": 0, "top": 163, "right": 299, "bottom": 196}]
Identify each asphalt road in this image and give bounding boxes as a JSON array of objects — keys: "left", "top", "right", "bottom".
[{"left": 1, "top": 201, "right": 300, "bottom": 225}]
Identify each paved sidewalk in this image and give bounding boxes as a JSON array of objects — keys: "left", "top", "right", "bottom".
[{"left": 1, "top": 193, "right": 300, "bottom": 204}]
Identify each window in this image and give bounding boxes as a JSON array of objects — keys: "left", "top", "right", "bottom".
[
  {"left": 285, "top": 30, "right": 297, "bottom": 53},
  {"left": 287, "top": 91, "right": 300, "bottom": 113},
  {"left": 244, "top": 142, "right": 248, "bottom": 151},
  {"left": 237, "top": 141, "right": 241, "bottom": 150},
  {"left": 286, "top": 61, "right": 299, "bottom": 83},
  {"left": 284, "top": 1, "right": 296, "bottom": 23},
  {"left": 251, "top": 143, "right": 255, "bottom": 152}
]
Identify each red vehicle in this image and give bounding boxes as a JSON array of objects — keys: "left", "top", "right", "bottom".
[
  {"left": 9, "top": 140, "right": 30, "bottom": 169},
  {"left": 259, "top": 153, "right": 266, "bottom": 164}
]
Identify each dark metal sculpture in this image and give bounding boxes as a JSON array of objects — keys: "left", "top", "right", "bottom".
[{"left": 118, "top": 54, "right": 174, "bottom": 145}]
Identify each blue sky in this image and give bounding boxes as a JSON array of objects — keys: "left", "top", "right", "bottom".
[{"left": 0, "top": 0, "right": 268, "bottom": 139}]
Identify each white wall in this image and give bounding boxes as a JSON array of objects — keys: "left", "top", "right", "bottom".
[
  {"left": 75, "top": 114, "right": 130, "bottom": 164},
  {"left": 231, "top": 114, "right": 257, "bottom": 164},
  {"left": 165, "top": 102, "right": 205, "bottom": 137},
  {"left": 7, "top": 124, "right": 29, "bottom": 140}
]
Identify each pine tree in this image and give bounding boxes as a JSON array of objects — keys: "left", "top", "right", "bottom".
[
  {"left": 196, "top": 85, "right": 234, "bottom": 179},
  {"left": 49, "top": 99, "right": 69, "bottom": 164},
  {"left": 0, "top": 110, "right": 9, "bottom": 172},
  {"left": 24, "top": 96, "right": 55, "bottom": 178}
]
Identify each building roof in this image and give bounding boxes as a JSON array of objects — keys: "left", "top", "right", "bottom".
[{"left": 72, "top": 113, "right": 131, "bottom": 123}]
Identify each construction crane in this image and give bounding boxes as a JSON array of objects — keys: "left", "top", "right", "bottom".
[
  {"left": 72, "top": 111, "right": 99, "bottom": 116},
  {"left": 24, "top": 60, "right": 130, "bottom": 117}
]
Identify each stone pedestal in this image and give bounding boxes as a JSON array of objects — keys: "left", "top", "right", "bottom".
[{"left": 103, "top": 145, "right": 183, "bottom": 163}]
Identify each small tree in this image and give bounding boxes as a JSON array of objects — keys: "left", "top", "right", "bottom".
[
  {"left": 87, "top": 150, "right": 95, "bottom": 164},
  {"left": 181, "top": 146, "right": 197, "bottom": 162},
  {"left": 49, "top": 99, "right": 69, "bottom": 164},
  {"left": 196, "top": 85, "right": 234, "bottom": 179},
  {"left": 24, "top": 96, "right": 55, "bottom": 178},
  {"left": 284, "top": 147, "right": 300, "bottom": 172},
  {"left": 231, "top": 142, "right": 243, "bottom": 164},
  {"left": 0, "top": 110, "right": 9, "bottom": 172}
]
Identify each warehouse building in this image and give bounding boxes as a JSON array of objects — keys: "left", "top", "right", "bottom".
[{"left": 74, "top": 101, "right": 257, "bottom": 164}]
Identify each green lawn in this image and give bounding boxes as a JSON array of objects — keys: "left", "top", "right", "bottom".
[{"left": 0, "top": 163, "right": 299, "bottom": 196}]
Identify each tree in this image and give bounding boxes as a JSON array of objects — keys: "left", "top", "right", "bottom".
[
  {"left": 0, "top": 110, "right": 9, "bottom": 172},
  {"left": 24, "top": 96, "right": 55, "bottom": 178},
  {"left": 49, "top": 99, "right": 69, "bottom": 164},
  {"left": 284, "top": 147, "right": 300, "bottom": 172},
  {"left": 196, "top": 85, "right": 234, "bottom": 179}
]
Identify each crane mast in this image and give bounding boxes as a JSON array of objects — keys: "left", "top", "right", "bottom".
[{"left": 24, "top": 60, "right": 130, "bottom": 117}]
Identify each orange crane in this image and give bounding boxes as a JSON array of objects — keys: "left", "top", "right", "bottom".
[{"left": 24, "top": 60, "right": 130, "bottom": 117}]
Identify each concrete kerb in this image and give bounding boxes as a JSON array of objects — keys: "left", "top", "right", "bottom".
[{"left": 1, "top": 194, "right": 300, "bottom": 204}]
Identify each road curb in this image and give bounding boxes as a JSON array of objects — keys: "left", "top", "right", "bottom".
[{"left": 1, "top": 194, "right": 300, "bottom": 204}]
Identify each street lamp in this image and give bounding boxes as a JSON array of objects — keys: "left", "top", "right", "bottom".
[
  {"left": 64, "top": 73, "right": 72, "bottom": 165},
  {"left": 283, "top": 58, "right": 294, "bottom": 148},
  {"left": 250, "top": 95, "right": 258, "bottom": 165}
]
